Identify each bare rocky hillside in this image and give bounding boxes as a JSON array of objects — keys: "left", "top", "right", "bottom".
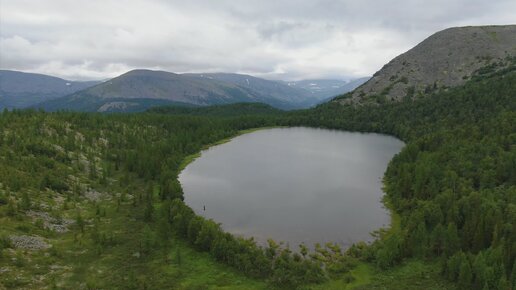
[{"left": 337, "top": 25, "right": 516, "bottom": 104}]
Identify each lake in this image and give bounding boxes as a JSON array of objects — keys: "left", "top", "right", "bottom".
[{"left": 179, "top": 127, "right": 404, "bottom": 248}]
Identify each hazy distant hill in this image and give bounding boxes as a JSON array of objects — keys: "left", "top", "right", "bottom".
[
  {"left": 337, "top": 25, "right": 516, "bottom": 105},
  {"left": 0, "top": 70, "right": 99, "bottom": 109},
  {"left": 37, "top": 70, "right": 320, "bottom": 112},
  {"left": 285, "top": 77, "right": 369, "bottom": 102}
]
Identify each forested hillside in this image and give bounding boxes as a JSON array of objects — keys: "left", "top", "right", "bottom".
[
  {"left": 148, "top": 103, "right": 282, "bottom": 116},
  {"left": 285, "top": 65, "right": 516, "bottom": 289},
  {"left": 0, "top": 64, "right": 514, "bottom": 289},
  {"left": 0, "top": 109, "right": 331, "bottom": 289}
]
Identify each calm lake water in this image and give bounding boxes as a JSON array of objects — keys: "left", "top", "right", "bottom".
[{"left": 179, "top": 127, "right": 404, "bottom": 248}]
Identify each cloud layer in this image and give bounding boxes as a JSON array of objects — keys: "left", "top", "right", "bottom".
[{"left": 1, "top": 0, "right": 515, "bottom": 80}]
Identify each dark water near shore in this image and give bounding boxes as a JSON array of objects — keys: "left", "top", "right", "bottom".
[{"left": 179, "top": 127, "right": 404, "bottom": 248}]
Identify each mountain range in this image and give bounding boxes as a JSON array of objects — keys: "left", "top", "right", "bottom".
[{"left": 0, "top": 69, "right": 367, "bottom": 112}]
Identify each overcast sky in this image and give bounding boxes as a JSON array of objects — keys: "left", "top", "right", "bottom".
[{"left": 1, "top": 0, "right": 515, "bottom": 81}]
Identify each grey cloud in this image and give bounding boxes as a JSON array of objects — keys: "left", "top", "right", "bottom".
[
  {"left": 1, "top": 0, "right": 515, "bottom": 81},
  {"left": 257, "top": 21, "right": 308, "bottom": 41}
]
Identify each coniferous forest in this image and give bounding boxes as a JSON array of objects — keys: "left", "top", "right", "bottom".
[{"left": 0, "top": 66, "right": 515, "bottom": 289}]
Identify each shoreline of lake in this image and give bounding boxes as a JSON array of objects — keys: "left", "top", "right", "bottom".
[{"left": 178, "top": 127, "right": 405, "bottom": 248}]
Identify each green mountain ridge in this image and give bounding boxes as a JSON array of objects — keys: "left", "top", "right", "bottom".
[{"left": 148, "top": 102, "right": 282, "bottom": 116}]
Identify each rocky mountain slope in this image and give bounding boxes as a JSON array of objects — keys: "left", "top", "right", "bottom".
[
  {"left": 0, "top": 70, "right": 99, "bottom": 109},
  {"left": 337, "top": 25, "right": 516, "bottom": 105}
]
